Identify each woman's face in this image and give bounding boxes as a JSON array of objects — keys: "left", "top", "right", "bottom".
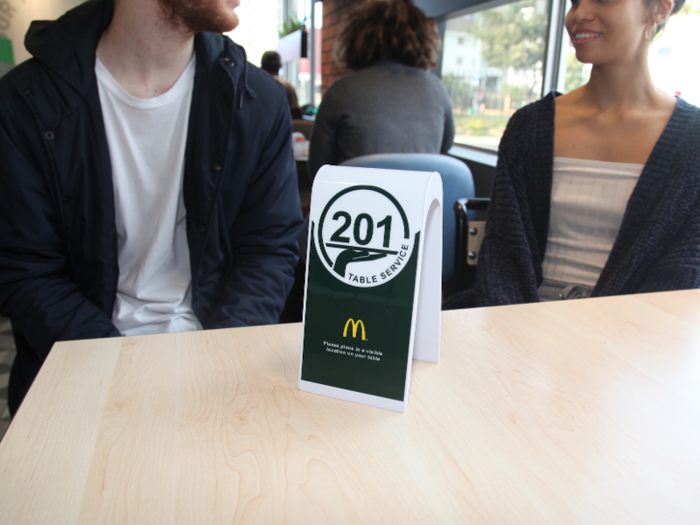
[{"left": 565, "top": 0, "right": 654, "bottom": 66}]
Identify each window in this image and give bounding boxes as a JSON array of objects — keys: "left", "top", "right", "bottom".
[
  {"left": 272, "top": 0, "right": 323, "bottom": 107},
  {"left": 440, "top": 0, "right": 700, "bottom": 151},
  {"left": 440, "top": 0, "right": 548, "bottom": 150}
]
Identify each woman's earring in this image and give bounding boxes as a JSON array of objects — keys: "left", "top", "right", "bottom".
[{"left": 645, "top": 24, "right": 656, "bottom": 41}]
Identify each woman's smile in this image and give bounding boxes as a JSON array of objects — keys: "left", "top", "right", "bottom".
[{"left": 571, "top": 30, "right": 603, "bottom": 45}]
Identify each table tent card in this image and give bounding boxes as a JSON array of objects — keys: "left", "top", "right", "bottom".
[{"left": 299, "top": 165, "right": 442, "bottom": 412}]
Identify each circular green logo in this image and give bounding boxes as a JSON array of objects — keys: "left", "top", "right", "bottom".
[{"left": 315, "top": 186, "right": 413, "bottom": 288}]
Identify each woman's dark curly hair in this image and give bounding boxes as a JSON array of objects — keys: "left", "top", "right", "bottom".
[{"left": 334, "top": 0, "right": 441, "bottom": 71}]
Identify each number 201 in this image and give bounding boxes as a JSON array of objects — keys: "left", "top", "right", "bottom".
[{"left": 330, "top": 212, "right": 392, "bottom": 247}]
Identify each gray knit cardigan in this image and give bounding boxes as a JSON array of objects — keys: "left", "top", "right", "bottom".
[
  {"left": 308, "top": 61, "right": 455, "bottom": 180},
  {"left": 445, "top": 92, "right": 700, "bottom": 309}
]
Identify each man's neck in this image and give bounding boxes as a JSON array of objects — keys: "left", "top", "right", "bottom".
[{"left": 96, "top": 0, "right": 195, "bottom": 99}]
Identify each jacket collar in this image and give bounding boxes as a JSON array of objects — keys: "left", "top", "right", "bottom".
[{"left": 25, "top": 0, "right": 111, "bottom": 98}]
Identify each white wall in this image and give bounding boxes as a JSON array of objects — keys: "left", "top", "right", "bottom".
[{"left": 1, "top": 0, "right": 84, "bottom": 65}]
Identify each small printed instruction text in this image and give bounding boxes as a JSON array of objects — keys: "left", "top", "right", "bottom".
[{"left": 324, "top": 341, "right": 382, "bottom": 361}]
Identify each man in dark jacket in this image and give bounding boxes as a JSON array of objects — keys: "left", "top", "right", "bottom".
[{"left": 0, "top": 0, "right": 304, "bottom": 415}]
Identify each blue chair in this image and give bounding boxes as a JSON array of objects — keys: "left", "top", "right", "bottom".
[{"left": 340, "top": 153, "right": 476, "bottom": 296}]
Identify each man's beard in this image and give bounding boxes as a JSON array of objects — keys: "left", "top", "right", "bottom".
[{"left": 159, "top": 0, "right": 239, "bottom": 35}]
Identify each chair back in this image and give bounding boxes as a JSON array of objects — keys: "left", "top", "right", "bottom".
[
  {"left": 340, "top": 153, "right": 475, "bottom": 295},
  {"left": 454, "top": 198, "right": 489, "bottom": 292},
  {"left": 292, "top": 119, "right": 314, "bottom": 139}
]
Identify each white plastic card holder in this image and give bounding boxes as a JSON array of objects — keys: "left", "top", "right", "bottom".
[{"left": 298, "top": 165, "right": 442, "bottom": 412}]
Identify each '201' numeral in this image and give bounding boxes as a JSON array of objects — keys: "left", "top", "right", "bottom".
[{"left": 330, "top": 212, "right": 392, "bottom": 248}]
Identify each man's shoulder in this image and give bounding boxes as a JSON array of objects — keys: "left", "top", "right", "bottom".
[
  {"left": 194, "top": 34, "right": 287, "bottom": 115},
  {"left": 0, "top": 59, "right": 46, "bottom": 98},
  {"left": 246, "top": 63, "right": 283, "bottom": 89},
  {"left": 0, "top": 59, "right": 52, "bottom": 121},
  {"left": 243, "top": 62, "right": 289, "bottom": 114},
  {"left": 0, "top": 55, "right": 91, "bottom": 130}
]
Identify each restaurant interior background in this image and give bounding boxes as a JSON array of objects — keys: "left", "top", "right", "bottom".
[
  {"left": 2, "top": 0, "right": 699, "bottom": 195},
  {"left": 1, "top": 0, "right": 700, "bottom": 438}
]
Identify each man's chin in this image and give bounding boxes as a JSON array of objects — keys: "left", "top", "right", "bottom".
[
  {"left": 204, "top": 12, "right": 239, "bottom": 33},
  {"left": 159, "top": 0, "right": 240, "bottom": 35},
  {"left": 223, "top": 12, "right": 239, "bottom": 32},
  {"left": 188, "top": 10, "right": 240, "bottom": 34}
]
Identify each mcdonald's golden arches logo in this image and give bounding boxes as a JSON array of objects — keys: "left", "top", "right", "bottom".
[{"left": 343, "top": 319, "right": 367, "bottom": 341}]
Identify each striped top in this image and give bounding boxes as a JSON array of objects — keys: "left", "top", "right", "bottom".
[{"left": 539, "top": 157, "right": 643, "bottom": 301}]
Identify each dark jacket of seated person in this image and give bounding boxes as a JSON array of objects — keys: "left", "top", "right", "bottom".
[
  {"left": 0, "top": 0, "right": 303, "bottom": 415},
  {"left": 308, "top": 0, "right": 455, "bottom": 180}
]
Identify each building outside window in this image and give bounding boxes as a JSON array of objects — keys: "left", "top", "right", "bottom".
[{"left": 440, "top": 0, "right": 548, "bottom": 150}]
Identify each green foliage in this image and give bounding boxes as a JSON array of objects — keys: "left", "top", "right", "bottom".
[
  {"left": 469, "top": 0, "right": 547, "bottom": 72},
  {"left": 279, "top": 18, "right": 305, "bottom": 39},
  {"left": 445, "top": 0, "right": 549, "bottom": 145},
  {"left": 453, "top": 114, "right": 511, "bottom": 137}
]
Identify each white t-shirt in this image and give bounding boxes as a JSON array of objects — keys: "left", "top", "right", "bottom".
[
  {"left": 96, "top": 56, "right": 203, "bottom": 336},
  {"left": 539, "top": 157, "right": 643, "bottom": 301}
]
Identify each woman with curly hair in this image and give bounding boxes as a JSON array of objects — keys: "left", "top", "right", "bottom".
[
  {"left": 308, "top": 0, "right": 454, "bottom": 180},
  {"left": 445, "top": 0, "right": 700, "bottom": 309}
]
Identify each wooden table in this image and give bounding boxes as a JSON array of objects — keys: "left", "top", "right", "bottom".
[{"left": 0, "top": 290, "right": 699, "bottom": 524}]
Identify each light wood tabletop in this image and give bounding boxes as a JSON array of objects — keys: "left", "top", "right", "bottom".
[{"left": 0, "top": 290, "right": 699, "bottom": 524}]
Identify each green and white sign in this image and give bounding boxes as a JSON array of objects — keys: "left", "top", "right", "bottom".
[{"left": 299, "top": 165, "right": 442, "bottom": 412}]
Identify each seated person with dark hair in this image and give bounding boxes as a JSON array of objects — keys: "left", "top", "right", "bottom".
[
  {"left": 0, "top": 0, "right": 303, "bottom": 415},
  {"left": 308, "top": 0, "right": 454, "bottom": 180},
  {"left": 445, "top": 0, "right": 700, "bottom": 309},
  {"left": 261, "top": 50, "right": 302, "bottom": 119}
]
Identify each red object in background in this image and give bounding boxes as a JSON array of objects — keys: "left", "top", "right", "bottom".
[{"left": 675, "top": 91, "right": 682, "bottom": 97}]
